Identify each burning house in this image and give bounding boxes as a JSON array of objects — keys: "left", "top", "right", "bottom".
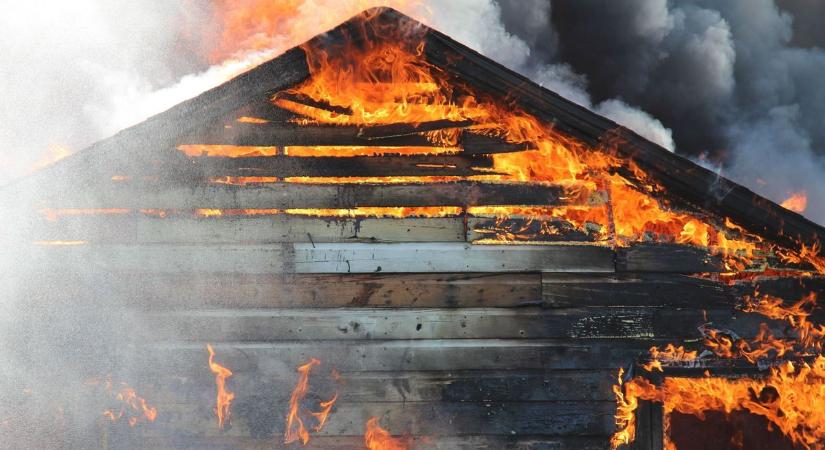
[{"left": 3, "top": 6, "right": 825, "bottom": 450}]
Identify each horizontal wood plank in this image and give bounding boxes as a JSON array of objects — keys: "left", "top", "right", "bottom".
[
  {"left": 616, "top": 243, "right": 725, "bottom": 273},
  {"left": 127, "top": 340, "right": 654, "bottom": 374},
  {"left": 120, "top": 435, "right": 611, "bottom": 450},
  {"left": 141, "top": 369, "right": 616, "bottom": 405},
  {"left": 138, "top": 401, "right": 616, "bottom": 438},
  {"left": 19, "top": 273, "right": 543, "bottom": 309},
  {"left": 29, "top": 215, "right": 467, "bottom": 244},
  {"left": 135, "top": 307, "right": 654, "bottom": 341},
  {"left": 20, "top": 242, "right": 616, "bottom": 274},
  {"left": 541, "top": 273, "right": 736, "bottom": 308},
  {"left": 45, "top": 181, "right": 565, "bottom": 210},
  {"left": 183, "top": 154, "right": 496, "bottom": 178}
]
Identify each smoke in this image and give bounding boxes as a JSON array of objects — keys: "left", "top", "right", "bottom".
[{"left": 517, "top": 0, "right": 825, "bottom": 222}]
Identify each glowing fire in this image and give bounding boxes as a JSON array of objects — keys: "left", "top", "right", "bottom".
[
  {"left": 284, "top": 358, "right": 339, "bottom": 445},
  {"left": 364, "top": 417, "right": 411, "bottom": 450},
  {"left": 781, "top": 191, "right": 808, "bottom": 213},
  {"left": 207, "top": 344, "right": 235, "bottom": 430}
]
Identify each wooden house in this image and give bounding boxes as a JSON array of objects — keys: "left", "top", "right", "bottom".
[{"left": 2, "top": 7, "right": 824, "bottom": 450}]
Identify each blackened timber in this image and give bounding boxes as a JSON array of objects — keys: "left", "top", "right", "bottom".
[
  {"left": 144, "top": 369, "right": 616, "bottom": 404},
  {"left": 542, "top": 273, "right": 736, "bottom": 308},
  {"left": 45, "top": 181, "right": 566, "bottom": 209},
  {"left": 136, "top": 307, "right": 656, "bottom": 341},
  {"left": 190, "top": 121, "right": 441, "bottom": 147},
  {"left": 461, "top": 130, "right": 535, "bottom": 154},
  {"left": 127, "top": 436, "right": 612, "bottom": 450},
  {"left": 22, "top": 273, "right": 542, "bottom": 309},
  {"left": 616, "top": 243, "right": 725, "bottom": 273},
  {"left": 130, "top": 339, "right": 655, "bottom": 373},
  {"left": 139, "top": 401, "right": 615, "bottom": 438},
  {"left": 415, "top": 8, "right": 825, "bottom": 252},
  {"left": 191, "top": 119, "right": 531, "bottom": 155},
  {"left": 273, "top": 91, "right": 354, "bottom": 115},
  {"left": 357, "top": 119, "right": 474, "bottom": 139},
  {"left": 186, "top": 153, "right": 496, "bottom": 178}
]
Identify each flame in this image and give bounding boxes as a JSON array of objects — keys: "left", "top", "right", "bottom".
[
  {"left": 781, "top": 191, "right": 808, "bottom": 213},
  {"left": 364, "top": 417, "right": 411, "bottom": 450},
  {"left": 87, "top": 376, "right": 157, "bottom": 427},
  {"left": 208, "top": 0, "right": 431, "bottom": 64},
  {"left": 614, "top": 358, "right": 825, "bottom": 450},
  {"left": 178, "top": 144, "right": 279, "bottom": 158},
  {"left": 613, "top": 291, "right": 825, "bottom": 448},
  {"left": 284, "top": 358, "right": 339, "bottom": 445},
  {"left": 283, "top": 146, "right": 459, "bottom": 157},
  {"left": 207, "top": 344, "right": 235, "bottom": 430}
]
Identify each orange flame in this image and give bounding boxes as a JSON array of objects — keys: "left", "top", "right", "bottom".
[
  {"left": 781, "top": 191, "right": 808, "bottom": 213},
  {"left": 614, "top": 357, "right": 825, "bottom": 450},
  {"left": 364, "top": 417, "right": 411, "bottom": 450},
  {"left": 207, "top": 344, "right": 235, "bottom": 430},
  {"left": 284, "top": 358, "right": 339, "bottom": 445},
  {"left": 87, "top": 376, "right": 157, "bottom": 427}
]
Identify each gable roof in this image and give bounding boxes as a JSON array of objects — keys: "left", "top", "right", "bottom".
[{"left": 6, "top": 6, "right": 824, "bottom": 254}]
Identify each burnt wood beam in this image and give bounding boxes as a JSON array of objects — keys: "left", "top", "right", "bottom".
[
  {"left": 273, "top": 91, "right": 354, "bottom": 115},
  {"left": 40, "top": 181, "right": 567, "bottom": 209},
  {"left": 189, "top": 120, "right": 527, "bottom": 156},
  {"left": 460, "top": 130, "right": 535, "bottom": 154},
  {"left": 183, "top": 154, "right": 497, "bottom": 178},
  {"left": 357, "top": 118, "right": 474, "bottom": 139}
]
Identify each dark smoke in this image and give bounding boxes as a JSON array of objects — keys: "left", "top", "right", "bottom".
[{"left": 499, "top": 0, "right": 825, "bottom": 223}]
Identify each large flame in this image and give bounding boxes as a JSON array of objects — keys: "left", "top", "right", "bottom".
[
  {"left": 284, "top": 358, "right": 339, "bottom": 445},
  {"left": 207, "top": 344, "right": 235, "bottom": 430}
]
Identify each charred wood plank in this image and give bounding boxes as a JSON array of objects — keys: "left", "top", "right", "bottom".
[
  {"left": 616, "top": 243, "right": 725, "bottom": 273},
  {"left": 21, "top": 242, "right": 616, "bottom": 274},
  {"left": 189, "top": 121, "right": 442, "bottom": 147},
  {"left": 357, "top": 119, "right": 474, "bottom": 140},
  {"left": 461, "top": 130, "right": 535, "bottom": 154},
  {"left": 541, "top": 273, "right": 736, "bottom": 308},
  {"left": 21, "top": 272, "right": 542, "bottom": 310},
  {"left": 136, "top": 307, "right": 655, "bottom": 341},
  {"left": 43, "top": 181, "right": 567, "bottom": 209},
  {"left": 140, "top": 401, "right": 615, "bottom": 439},
  {"left": 185, "top": 154, "right": 496, "bottom": 178},
  {"left": 143, "top": 369, "right": 616, "bottom": 404},
  {"left": 131, "top": 339, "right": 654, "bottom": 373},
  {"left": 273, "top": 91, "right": 354, "bottom": 116},
  {"left": 127, "top": 436, "right": 612, "bottom": 450}
]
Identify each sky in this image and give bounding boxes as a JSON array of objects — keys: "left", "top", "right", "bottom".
[{"left": 1, "top": 0, "right": 824, "bottom": 221}]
